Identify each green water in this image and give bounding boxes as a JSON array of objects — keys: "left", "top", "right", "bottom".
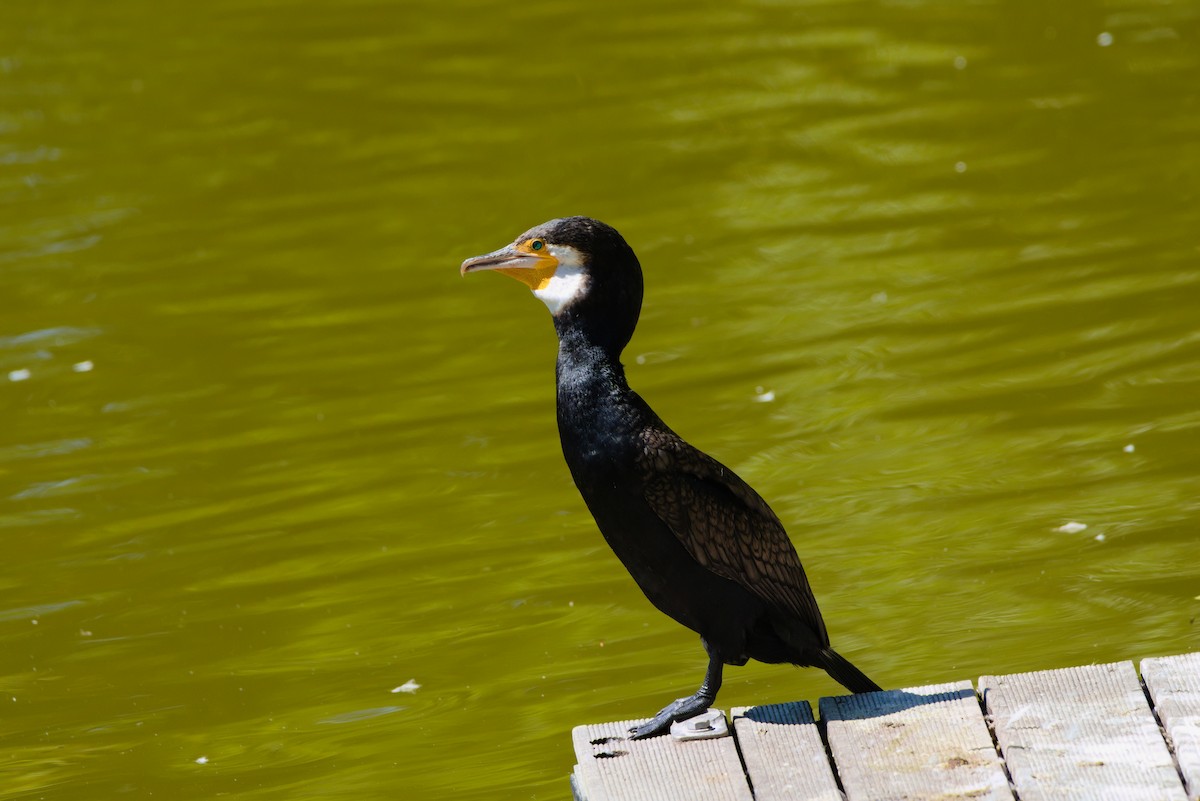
[{"left": 3, "top": 0, "right": 1198, "bottom": 798}]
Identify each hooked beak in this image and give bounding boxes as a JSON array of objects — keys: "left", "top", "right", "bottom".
[
  {"left": 460, "top": 243, "right": 547, "bottom": 275},
  {"left": 460, "top": 242, "right": 559, "bottom": 290}
]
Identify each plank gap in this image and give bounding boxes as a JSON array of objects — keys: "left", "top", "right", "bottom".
[
  {"left": 732, "top": 702, "right": 841, "bottom": 801},
  {"left": 817, "top": 712, "right": 849, "bottom": 798},
  {"left": 981, "top": 661, "right": 1186, "bottom": 801},
  {"left": 975, "top": 681, "right": 1022, "bottom": 801},
  {"left": 1141, "top": 652, "right": 1200, "bottom": 798},
  {"left": 1141, "top": 672, "right": 1190, "bottom": 795},
  {"left": 821, "top": 683, "right": 1013, "bottom": 800}
]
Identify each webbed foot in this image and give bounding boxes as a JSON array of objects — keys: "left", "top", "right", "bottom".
[{"left": 628, "top": 693, "right": 714, "bottom": 739}]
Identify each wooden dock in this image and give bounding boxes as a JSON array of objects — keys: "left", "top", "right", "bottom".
[{"left": 570, "top": 651, "right": 1200, "bottom": 801}]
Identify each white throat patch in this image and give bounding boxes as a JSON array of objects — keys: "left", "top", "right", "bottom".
[{"left": 533, "top": 245, "right": 588, "bottom": 315}]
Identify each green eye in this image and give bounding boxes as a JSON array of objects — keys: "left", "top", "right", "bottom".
[{"left": 531, "top": 240, "right": 544, "bottom": 251}]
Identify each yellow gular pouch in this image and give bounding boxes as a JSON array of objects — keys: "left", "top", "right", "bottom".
[
  {"left": 492, "top": 239, "right": 559, "bottom": 291},
  {"left": 498, "top": 261, "right": 558, "bottom": 291}
]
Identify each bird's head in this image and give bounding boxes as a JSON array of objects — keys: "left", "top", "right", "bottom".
[{"left": 460, "top": 216, "right": 643, "bottom": 354}]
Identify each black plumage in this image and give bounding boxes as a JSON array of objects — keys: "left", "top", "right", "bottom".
[{"left": 462, "top": 216, "right": 880, "bottom": 738}]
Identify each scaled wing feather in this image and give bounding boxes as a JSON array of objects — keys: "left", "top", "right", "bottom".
[{"left": 637, "top": 428, "right": 829, "bottom": 645}]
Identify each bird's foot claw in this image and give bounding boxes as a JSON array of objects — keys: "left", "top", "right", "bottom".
[{"left": 628, "top": 695, "right": 713, "bottom": 739}]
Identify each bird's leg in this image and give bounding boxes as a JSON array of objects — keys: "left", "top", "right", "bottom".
[{"left": 630, "top": 649, "right": 724, "bottom": 739}]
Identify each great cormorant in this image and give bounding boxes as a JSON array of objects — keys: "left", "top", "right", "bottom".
[{"left": 461, "top": 216, "right": 880, "bottom": 738}]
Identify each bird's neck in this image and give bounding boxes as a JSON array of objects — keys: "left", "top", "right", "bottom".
[
  {"left": 553, "top": 324, "right": 643, "bottom": 469},
  {"left": 554, "top": 325, "right": 629, "bottom": 404}
]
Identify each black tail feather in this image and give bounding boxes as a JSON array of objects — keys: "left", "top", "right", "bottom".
[{"left": 818, "top": 647, "right": 882, "bottom": 693}]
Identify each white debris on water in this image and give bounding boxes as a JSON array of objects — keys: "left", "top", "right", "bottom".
[
  {"left": 1055, "top": 521, "right": 1088, "bottom": 534},
  {"left": 753, "top": 386, "right": 775, "bottom": 403},
  {"left": 391, "top": 679, "right": 421, "bottom": 694},
  {"left": 1098, "top": 31, "right": 1114, "bottom": 47},
  {"left": 8, "top": 368, "right": 31, "bottom": 382},
  {"left": 1123, "top": 443, "right": 1135, "bottom": 453},
  {"left": 195, "top": 756, "right": 209, "bottom": 765},
  {"left": 1094, "top": 533, "right": 1106, "bottom": 542},
  {"left": 73, "top": 360, "right": 94, "bottom": 372}
]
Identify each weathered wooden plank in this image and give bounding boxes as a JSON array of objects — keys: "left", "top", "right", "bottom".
[
  {"left": 730, "top": 701, "right": 841, "bottom": 801},
  {"left": 1142, "top": 652, "right": 1200, "bottom": 798},
  {"left": 819, "top": 682, "right": 1013, "bottom": 801},
  {"left": 571, "top": 714, "right": 753, "bottom": 801},
  {"left": 981, "top": 661, "right": 1186, "bottom": 801}
]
